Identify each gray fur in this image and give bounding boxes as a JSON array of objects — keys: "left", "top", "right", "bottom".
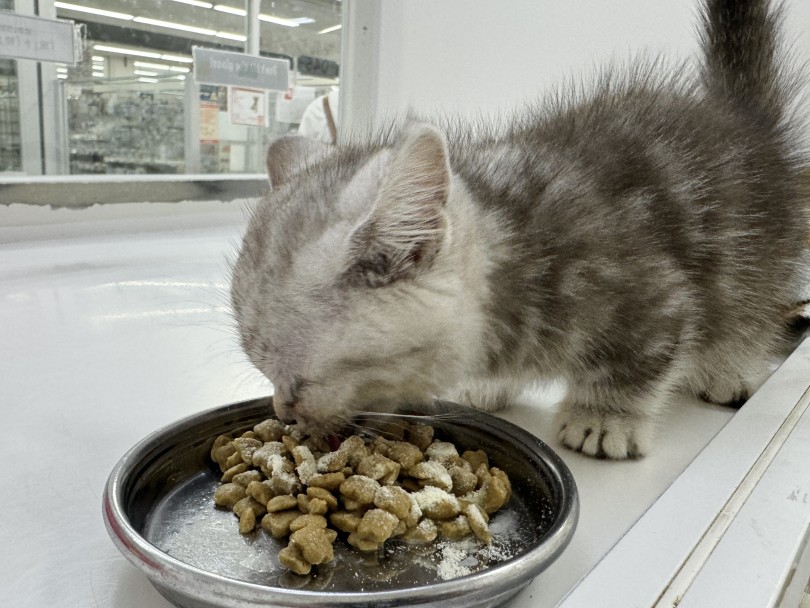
[{"left": 231, "top": 0, "right": 808, "bottom": 459}]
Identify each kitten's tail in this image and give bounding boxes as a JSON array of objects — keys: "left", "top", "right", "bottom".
[{"left": 699, "top": 0, "right": 798, "bottom": 129}]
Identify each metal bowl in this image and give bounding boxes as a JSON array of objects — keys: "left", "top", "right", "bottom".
[{"left": 103, "top": 398, "right": 578, "bottom": 608}]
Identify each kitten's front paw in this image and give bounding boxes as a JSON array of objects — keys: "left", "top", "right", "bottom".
[{"left": 556, "top": 406, "right": 653, "bottom": 459}]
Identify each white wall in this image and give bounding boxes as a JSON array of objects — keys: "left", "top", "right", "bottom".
[{"left": 341, "top": 0, "right": 810, "bottom": 133}]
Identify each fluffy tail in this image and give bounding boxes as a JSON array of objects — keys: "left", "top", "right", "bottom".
[{"left": 699, "top": 0, "right": 796, "bottom": 128}]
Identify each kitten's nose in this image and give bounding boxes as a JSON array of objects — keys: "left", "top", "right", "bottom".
[
  {"left": 277, "top": 407, "right": 297, "bottom": 425},
  {"left": 273, "top": 378, "right": 304, "bottom": 424},
  {"left": 272, "top": 393, "right": 297, "bottom": 424}
]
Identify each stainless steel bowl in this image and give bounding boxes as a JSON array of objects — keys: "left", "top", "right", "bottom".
[{"left": 104, "top": 398, "right": 578, "bottom": 608}]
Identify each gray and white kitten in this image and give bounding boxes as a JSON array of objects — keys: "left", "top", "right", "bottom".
[{"left": 231, "top": 0, "right": 808, "bottom": 459}]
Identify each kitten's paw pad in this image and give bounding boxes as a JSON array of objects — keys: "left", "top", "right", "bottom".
[{"left": 556, "top": 409, "right": 651, "bottom": 460}]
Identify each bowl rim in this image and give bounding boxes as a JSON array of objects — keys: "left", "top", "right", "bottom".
[{"left": 103, "top": 397, "right": 579, "bottom": 606}]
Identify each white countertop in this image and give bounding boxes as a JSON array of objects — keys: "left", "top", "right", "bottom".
[{"left": 2, "top": 200, "right": 801, "bottom": 608}]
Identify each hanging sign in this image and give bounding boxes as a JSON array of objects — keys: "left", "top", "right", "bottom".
[
  {"left": 0, "top": 12, "right": 80, "bottom": 64},
  {"left": 193, "top": 47, "right": 289, "bottom": 91}
]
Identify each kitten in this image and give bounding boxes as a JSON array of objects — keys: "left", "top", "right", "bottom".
[{"left": 231, "top": 0, "right": 808, "bottom": 459}]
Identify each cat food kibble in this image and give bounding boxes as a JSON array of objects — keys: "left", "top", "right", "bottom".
[{"left": 210, "top": 419, "right": 511, "bottom": 574}]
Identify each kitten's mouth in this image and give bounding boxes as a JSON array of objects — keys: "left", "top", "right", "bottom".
[{"left": 325, "top": 433, "right": 343, "bottom": 451}]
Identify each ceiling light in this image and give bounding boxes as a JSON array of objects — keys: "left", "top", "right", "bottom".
[
  {"left": 138, "top": 77, "right": 159, "bottom": 83},
  {"left": 216, "top": 31, "right": 247, "bottom": 41},
  {"left": 93, "top": 45, "right": 192, "bottom": 64},
  {"left": 258, "top": 14, "right": 299, "bottom": 27},
  {"left": 92, "top": 71, "right": 104, "bottom": 77},
  {"left": 160, "top": 53, "right": 194, "bottom": 64},
  {"left": 133, "top": 16, "right": 216, "bottom": 36},
  {"left": 214, "top": 5, "right": 246, "bottom": 16},
  {"left": 134, "top": 70, "right": 158, "bottom": 76},
  {"left": 94, "top": 44, "right": 162, "bottom": 59},
  {"left": 169, "top": 0, "right": 214, "bottom": 7},
  {"left": 56, "top": 67, "right": 68, "bottom": 73},
  {"left": 91, "top": 55, "right": 105, "bottom": 62},
  {"left": 175, "top": 75, "right": 186, "bottom": 80},
  {"left": 57, "top": 74, "right": 68, "bottom": 79},
  {"left": 133, "top": 61, "right": 189, "bottom": 72},
  {"left": 291, "top": 17, "right": 315, "bottom": 25},
  {"left": 134, "top": 61, "right": 170, "bottom": 70},
  {"left": 53, "top": 2, "right": 134, "bottom": 20},
  {"left": 318, "top": 24, "right": 341, "bottom": 34}
]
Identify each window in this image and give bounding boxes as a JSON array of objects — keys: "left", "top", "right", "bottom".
[{"left": 0, "top": 0, "right": 341, "bottom": 177}]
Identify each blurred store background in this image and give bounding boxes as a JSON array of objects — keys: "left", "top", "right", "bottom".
[{"left": 0, "top": 0, "right": 341, "bottom": 176}]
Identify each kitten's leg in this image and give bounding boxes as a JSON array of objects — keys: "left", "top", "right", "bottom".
[
  {"left": 449, "top": 380, "right": 522, "bottom": 412},
  {"left": 695, "top": 371, "right": 751, "bottom": 408},
  {"left": 690, "top": 342, "right": 774, "bottom": 408},
  {"left": 556, "top": 350, "right": 686, "bottom": 459},
  {"left": 556, "top": 391, "right": 663, "bottom": 460}
]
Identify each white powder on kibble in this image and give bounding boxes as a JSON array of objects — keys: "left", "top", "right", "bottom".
[
  {"left": 316, "top": 449, "right": 346, "bottom": 473},
  {"left": 293, "top": 446, "right": 317, "bottom": 484},
  {"left": 425, "top": 441, "right": 459, "bottom": 464},
  {"left": 408, "top": 495, "right": 423, "bottom": 521},
  {"left": 251, "top": 442, "right": 284, "bottom": 467},
  {"left": 409, "top": 461, "right": 453, "bottom": 491},
  {"left": 413, "top": 486, "right": 459, "bottom": 511},
  {"left": 296, "top": 460, "right": 317, "bottom": 484},
  {"left": 267, "top": 454, "right": 285, "bottom": 474}
]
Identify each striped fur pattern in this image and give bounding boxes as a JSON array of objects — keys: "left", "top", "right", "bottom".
[{"left": 231, "top": 0, "right": 808, "bottom": 459}]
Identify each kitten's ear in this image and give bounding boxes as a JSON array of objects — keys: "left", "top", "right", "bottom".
[
  {"left": 266, "top": 135, "right": 330, "bottom": 188},
  {"left": 346, "top": 123, "right": 451, "bottom": 287}
]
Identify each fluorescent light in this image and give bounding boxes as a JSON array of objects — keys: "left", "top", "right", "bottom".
[
  {"left": 170, "top": 0, "right": 214, "bottom": 7},
  {"left": 134, "top": 61, "right": 170, "bottom": 70},
  {"left": 133, "top": 61, "right": 189, "bottom": 73},
  {"left": 133, "top": 16, "right": 217, "bottom": 36},
  {"left": 56, "top": 67, "right": 68, "bottom": 73},
  {"left": 134, "top": 70, "right": 158, "bottom": 76},
  {"left": 57, "top": 74, "right": 68, "bottom": 79},
  {"left": 94, "top": 44, "right": 162, "bottom": 59},
  {"left": 138, "top": 77, "right": 159, "bottom": 83},
  {"left": 93, "top": 45, "right": 192, "bottom": 64},
  {"left": 216, "top": 31, "right": 247, "bottom": 41},
  {"left": 91, "top": 55, "right": 105, "bottom": 62},
  {"left": 53, "top": 2, "right": 133, "bottom": 20},
  {"left": 258, "top": 14, "right": 299, "bottom": 27},
  {"left": 175, "top": 75, "right": 186, "bottom": 81},
  {"left": 318, "top": 24, "right": 341, "bottom": 34},
  {"left": 291, "top": 17, "right": 315, "bottom": 25},
  {"left": 160, "top": 53, "right": 194, "bottom": 64},
  {"left": 214, "top": 5, "right": 246, "bottom": 16},
  {"left": 92, "top": 71, "right": 104, "bottom": 77},
  {"left": 134, "top": 62, "right": 190, "bottom": 73}
]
